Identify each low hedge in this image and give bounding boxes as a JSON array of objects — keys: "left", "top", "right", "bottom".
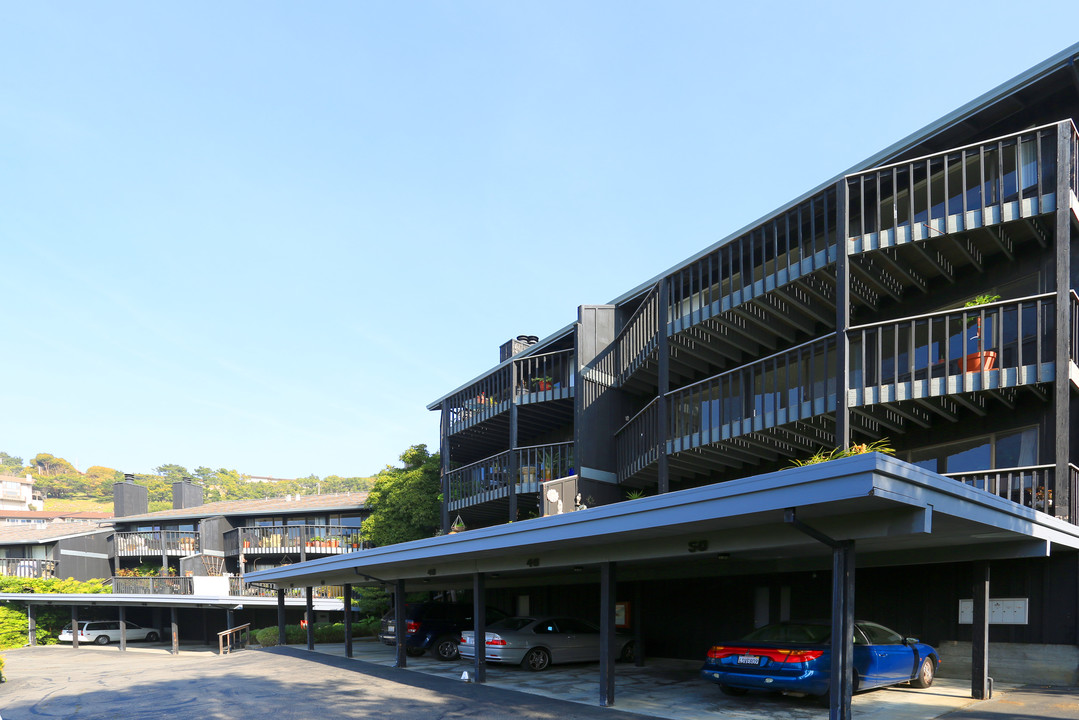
[{"left": 254, "top": 617, "right": 380, "bottom": 647}]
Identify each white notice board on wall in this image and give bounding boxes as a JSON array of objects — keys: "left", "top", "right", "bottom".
[{"left": 958, "top": 598, "right": 1029, "bottom": 625}]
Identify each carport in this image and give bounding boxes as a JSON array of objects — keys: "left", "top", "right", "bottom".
[
  {"left": 0, "top": 592, "right": 342, "bottom": 654},
  {"left": 247, "top": 454, "right": 1079, "bottom": 720}
]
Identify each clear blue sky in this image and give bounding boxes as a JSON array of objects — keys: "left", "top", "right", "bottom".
[{"left": 3, "top": 3, "right": 1077, "bottom": 479}]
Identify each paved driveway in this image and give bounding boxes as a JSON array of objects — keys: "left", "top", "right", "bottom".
[{"left": 2, "top": 641, "right": 1078, "bottom": 720}]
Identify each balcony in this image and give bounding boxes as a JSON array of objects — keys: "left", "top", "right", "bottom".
[
  {"left": 111, "top": 576, "right": 194, "bottom": 595},
  {"left": 0, "top": 558, "right": 56, "bottom": 578},
  {"left": 849, "top": 294, "right": 1056, "bottom": 408},
  {"left": 223, "top": 526, "right": 365, "bottom": 557},
  {"left": 115, "top": 531, "right": 200, "bottom": 558},
  {"left": 446, "top": 441, "right": 574, "bottom": 511},
  {"left": 847, "top": 123, "right": 1070, "bottom": 254},
  {"left": 229, "top": 577, "right": 344, "bottom": 598},
  {"left": 945, "top": 465, "right": 1078, "bottom": 516},
  {"left": 615, "top": 291, "right": 1072, "bottom": 486}
]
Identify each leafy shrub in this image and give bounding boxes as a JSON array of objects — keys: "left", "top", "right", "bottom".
[
  {"left": 0, "top": 577, "right": 111, "bottom": 650},
  {"left": 253, "top": 619, "right": 379, "bottom": 647}
]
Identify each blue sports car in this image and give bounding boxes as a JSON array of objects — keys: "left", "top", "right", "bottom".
[{"left": 700, "top": 621, "right": 938, "bottom": 699}]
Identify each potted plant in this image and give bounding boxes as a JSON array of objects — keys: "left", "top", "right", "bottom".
[
  {"left": 958, "top": 294, "right": 1000, "bottom": 372},
  {"left": 531, "top": 376, "right": 553, "bottom": 391}
]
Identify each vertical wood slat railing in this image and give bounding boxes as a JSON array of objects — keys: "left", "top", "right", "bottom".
[
  {"left": 112, "top": 576, "right": 194, "bottom": 595},
  {"left": 848, "top": 294, "right": 1055, "bottom": 404},
  {"left": 667, "top": 335, "right": 838, "bottom": 452},
  {"left": 0, "top": 558, "right": 56, "bottom": 578},
  {"left": 668, "top": 186, "right": 838, "bottom": 335},
  {"left": 946, "top": 466, "right": 1057, "bottom": 513},
  {"left": 581, "top": 285, "right": 659, "bottom": 390},
  {"left": 515, "top": 349, "right": 574, "bottom": 399},
  {"left": 614, "top": 397, "right": 660, "bottom": 482},
  {"left": 445, "top": 441, "right": 574, "bottom": 507},
  {"left": 115, "top": 530, "right": 200, "bottom": 557},
  {"left": 227, "top": 578, "right": 345, "bottom": 598},
  {"left": 445, "top": 365, "right": 513, "bottom": 434},
  {"left": 224, "top": 526, "right": 363, "bottom": 555},
  {"left": 218, "top": 623, "right": 250, "bottom": 655},
  {"left": 847, "top": 123, "right": 1068, "bottom": 247}
]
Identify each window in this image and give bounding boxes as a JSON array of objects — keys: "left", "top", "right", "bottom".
[
  {"left": 905, "top": 427, "right": 1037, "bottom": 474},
  {"left": 859, "top": 622, "right": 902, "bottom": 645}
]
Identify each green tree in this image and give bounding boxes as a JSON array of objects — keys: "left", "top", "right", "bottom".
[
  {"left": 361, "top": 445, "right": 441, "bottom": 547},
  {"left": 31, "top": 453, "right": 75, "bottom": 477},
  {"left": 0, "top": 452, "right": 23, "bottom": 475}
]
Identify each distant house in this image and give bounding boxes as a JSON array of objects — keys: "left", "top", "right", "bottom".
[
  {"left": 0, "top": 474, "right": 43, "bottom": 512},
  {"left": 0, "top": 510, "right": 113, "bottom": 528}
]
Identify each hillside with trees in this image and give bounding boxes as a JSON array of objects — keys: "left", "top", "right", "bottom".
[{"left": 0, "top": 451, "right": 377, "bottom": 511}]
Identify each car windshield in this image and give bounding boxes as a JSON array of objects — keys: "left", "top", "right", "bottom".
[
  {"left": 488, "top": 617, "right": 535, "bottom": 632},
  {"left": 741, "top": 623, "right": 831, "bottom": 644}
]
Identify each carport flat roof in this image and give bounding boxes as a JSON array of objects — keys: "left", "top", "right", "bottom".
[
  {"left": 0, "top": 592, "right": 344, "bottom": 611},
  {"left": 247, "top": 454, "right": 1079, "bottom": 591}
]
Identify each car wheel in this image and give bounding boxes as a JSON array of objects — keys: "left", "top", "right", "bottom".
[
  {"left": 720, "top": 685, "right": 748, "bottom": 696},
  {"left": 434, "top": 636, "right": 459, "bottom": 661},
  {"left": 145, "top": 631, "right": 159, "bottom": 641},
  {"left": 405, "top": 647, "right": 426, "bottom": 657},
  {"left": 618, "top": 640, "right": 635, "bottom": 663},
  {"left": 522, "top": 647, "right": 551, "bottom": 671},
  {"left": 910, "top": 656, "right": 935, "bottom": 688},
  {"left": 94, "top": 635, "right": 110, "bottom": 645}
]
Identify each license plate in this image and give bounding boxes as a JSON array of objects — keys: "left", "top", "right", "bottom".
[
  {"left": 736, "top": 654, "right": 761, "bottom": 665},
  {"left": 387, "top": 624, "right": 395, "bottom": 633}
]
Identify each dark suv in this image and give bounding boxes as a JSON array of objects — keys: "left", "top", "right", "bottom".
[{"left": 379, "top": 602, "right": 509, "bottom": 660}]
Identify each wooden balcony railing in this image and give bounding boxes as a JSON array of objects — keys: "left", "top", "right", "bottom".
[
  {"left": 946, "top": 465, "right": 1068, "bottom": 514},
  {"left": 115, "top": 530, "right": 200, "bottom": 557},
  {"left": 229, "top": 577, "right": 344, "bottom": 598},
  {"left": 668, "top": 186, "right": 838, "bottom": 335},
  {"left": 847, "top": 122, "right": 1073, "bottom": 251},
  {"left": 516, "top": 349, "right": 574, "bottom": 401},
  {"left": 223, "top": 526, "right": 365, "bottom": 557},
  {"left": 849, "top": 294, "right": 1055, "bottom": 405},
  {"left": 445, "top": 441, "right": 574, "bottom": 508},
  {"left": 0, "top": 558, "right": 56, "bottom": 578},
  {"left": 112, "top": 576, "right": 194, "bottom": 595},
  {"left": 445, "top": 365, "right": 514, "bottom": 435},
  {"left": 614, "top": 397, "right": 661, "bottom": 481}
]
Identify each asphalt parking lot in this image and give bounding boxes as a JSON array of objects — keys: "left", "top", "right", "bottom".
[{"left": 1, "top": 641, "right": 1077, "bottom": 720}]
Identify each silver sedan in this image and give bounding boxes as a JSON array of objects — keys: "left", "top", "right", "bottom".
[{"left": 459, "top": 616, "right": 635, "bottom": 671}]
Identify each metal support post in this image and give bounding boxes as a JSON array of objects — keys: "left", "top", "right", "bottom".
[
  {"left": 27, "top": 604, "right": 36, "bottom": 647},
  {"left": 71, "top": 606, "right": 79, "bottom": 649},
  {"left": 305, "top": 587, "right": 314, "bottom": 650},
  {"left": 972, "top": 561, "right": 991, "bottom": 699},
  {"left": 393, "top": 579, "right": 407, "bottom": 668},
  {"left": 277, "top": 588, "right": 287, "bottom": 646},
  {"left": 473, "top": 572, "right": 487, "bottom": 683},
  {"left": 170, "top": 607, "right": 179, "bottom": 655},
  {"left": 119, "top": 606, "right": 127, "bottom": 652},
  {"left": 599, "top": 561, "right": 617, "bottom": 707},
  {"left": 830, "top": 540, "right": 855, "bottom": 720},
  {"left": 343, "top": 583, "right": 354, "bottom": 658},
  {"left": 657, "top": 279, "right": 670, "bottom": 494}
]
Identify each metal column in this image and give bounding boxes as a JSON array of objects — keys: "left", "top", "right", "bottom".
[
  {"left": 170, "top": 607, "right": 179, "bottom": 655},
  {"left": 972, "top": 561, "right": 991, "bottom": 699},
  {"left": 305, "top": 587, "right": 314, "bottom": 650},
  {"left": 473, "top": 572, "right": 487, "bottom": 683},
  {"left": 277, "top": 588, "right": 287, "bottom": 646},
  {"left": 393, "top": 579, "right": 407, "bottom": 668},
  {"left": 71, "top": 606, "right": 79, "bottom": 649},
  {"left": 599, "top": 561, "right": 617, "bottom": 707},
  {"left": 830, "top": 540, "right": 855, "bottom": 720},
  {"left": 27, "top": 604, "right": 36, "bottom": 646},
  {"left": 119, "top": 606, "right": 127, "bottom": 652},
  {"left": 343, "top": 582, "right": 354, "bottom": 658}
]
